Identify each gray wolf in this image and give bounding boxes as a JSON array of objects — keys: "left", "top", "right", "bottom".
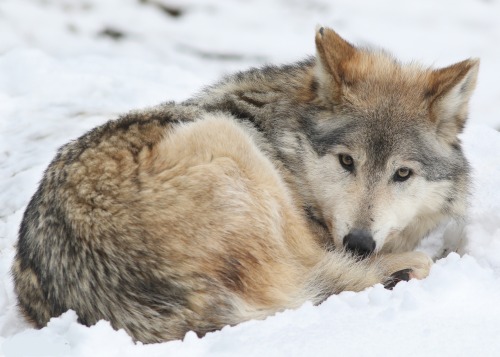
[{"left": 12, "top": 27, "right": 478, "bottom": 343}]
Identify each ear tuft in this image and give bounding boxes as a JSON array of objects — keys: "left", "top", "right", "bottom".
[
  {"left": 314, "top": 27, "right": 356, "bottom": 103},
  {"left": 427, "top": 59, "right": 480, "bottom": 143},
  {"left": 315, "top": 28, "right": 356, "bottom": 84},
  {"left": 315, "top": 24, "right": 325, "bottom": 36}
]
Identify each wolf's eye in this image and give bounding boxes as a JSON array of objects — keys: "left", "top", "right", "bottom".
[
  {"left": 394, "top": 167, "right": 412, "bottom": 182},
  {"left": 339, "top": 154, "right": 354, "bottom": 172}
]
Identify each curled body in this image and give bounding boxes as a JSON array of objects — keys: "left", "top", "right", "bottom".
[{"left": 12, "top": 28, "right": 478, "bottom": 343}]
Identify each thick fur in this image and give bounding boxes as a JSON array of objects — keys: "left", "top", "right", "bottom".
[{"left": 12, "top": 28, "right": 478, "bottom": 343}]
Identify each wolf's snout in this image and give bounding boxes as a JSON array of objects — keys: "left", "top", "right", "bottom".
[{"left": 343, "top": 229, "right": 375, "bottom": 257}]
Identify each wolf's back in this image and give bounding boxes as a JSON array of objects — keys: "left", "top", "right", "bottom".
[{"left": 12, "top": 104, "right": 210, "bottom": 342}]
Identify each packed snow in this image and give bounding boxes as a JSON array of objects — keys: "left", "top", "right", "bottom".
[{"left": 1, "top": 0, "right": 499, "bottom": 356}]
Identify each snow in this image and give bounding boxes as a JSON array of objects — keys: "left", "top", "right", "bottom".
[{"left": 1, "top": 0, "right": 499, "bottom": 355}]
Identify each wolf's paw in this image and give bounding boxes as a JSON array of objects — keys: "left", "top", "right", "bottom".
[
  {"left": 377, "top": 251, "right": 433, "bottom": 289},
  {"left": 404, "top": 251, "right": 433, "bottom": 280}
]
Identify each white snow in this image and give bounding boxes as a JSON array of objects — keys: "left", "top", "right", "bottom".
[{"left": 1, "top": 0, "right": 499, "bottom": 356}]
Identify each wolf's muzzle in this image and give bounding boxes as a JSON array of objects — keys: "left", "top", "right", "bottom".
[{"left": 343, "top": 229, "right": 375, "bottom": 257}]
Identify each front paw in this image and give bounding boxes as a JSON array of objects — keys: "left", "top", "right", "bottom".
[
  {"left": 405, "top": 251, "right": 433, "bottom": 280},
  {"left": 377, "top": 251, "right": 433, "bottom": 289}
]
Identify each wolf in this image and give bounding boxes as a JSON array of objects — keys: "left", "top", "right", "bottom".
[{"left": 12, "top": 27, "right": 478, "bottom": 343}]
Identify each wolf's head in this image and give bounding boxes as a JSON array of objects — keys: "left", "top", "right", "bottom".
[{"left": 300, "top": 27, "right": 479, "bottom": 256}]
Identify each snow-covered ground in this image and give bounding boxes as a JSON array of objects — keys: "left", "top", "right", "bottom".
[{"left": 1, "top": 0, "right": 499, "bottom": 356}]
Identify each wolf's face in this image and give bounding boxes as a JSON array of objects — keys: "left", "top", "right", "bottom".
[
  {"left": 304, "top": 110, "right": 468, "bottom": 255},
  {"left": 301, "top": 28, "right": 478, "bottom": 255}
]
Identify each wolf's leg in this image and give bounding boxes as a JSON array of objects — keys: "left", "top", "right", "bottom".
[
  {"left": 302, "top": 250, "right": 433, "bottom": 303},
  {"left": 371, "top": 251, "right": 433, "bottom": 280}
]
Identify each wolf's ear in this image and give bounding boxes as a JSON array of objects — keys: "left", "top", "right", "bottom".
[
  {"left": 427, "top": 59, "right": 479, "bottom": 144},
  {"left": 314, "top": 27, "right": 356, "bottom": 103}
]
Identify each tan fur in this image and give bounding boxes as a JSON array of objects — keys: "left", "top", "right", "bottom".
[{"left": 13, "top": 27, "right": 479, "bottom": 343}]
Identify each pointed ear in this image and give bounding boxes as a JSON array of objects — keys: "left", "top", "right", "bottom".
[
  {"left": 314, "top": 27, "right": 356, "bottom": 103},
  {"left": 427, "top": 59, "right": 479, "bottom": 143}
]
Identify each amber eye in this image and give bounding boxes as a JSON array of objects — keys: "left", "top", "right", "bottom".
[
  {"left": 339, "top": 154, "right": 354, "bottom": 172},
  {"left": 394, "top": 167, "right": 412, "bottom": 182}
]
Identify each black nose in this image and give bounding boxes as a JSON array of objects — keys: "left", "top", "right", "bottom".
[{"left": 343, "top": 229, "right": 375, "bottom": 257}]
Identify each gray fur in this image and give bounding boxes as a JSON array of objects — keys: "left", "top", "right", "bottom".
[{"left": 12, "top": 28, "right": 478, "bottom": 343}]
